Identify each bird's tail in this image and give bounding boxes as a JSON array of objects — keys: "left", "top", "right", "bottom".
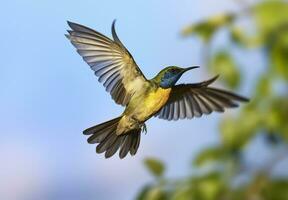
[{"left": 83, "top": 117, "right": 141, "bottom": 159}]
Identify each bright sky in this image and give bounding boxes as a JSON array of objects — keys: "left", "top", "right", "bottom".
[{"left": 0, "top": 0, "right": 265, "bottom": 200}]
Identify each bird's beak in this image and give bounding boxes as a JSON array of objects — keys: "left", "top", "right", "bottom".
[{"left": 181, "top": 66, "right": 200, "bottom": 73}]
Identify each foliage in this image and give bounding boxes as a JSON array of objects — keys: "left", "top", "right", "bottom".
[
  {"left": 144, "top": 158, "right": 165, "bottom": 178},
  {"left": 209, "top": 51, "right": 240, "bottom": 89},
  {"left": 182, "top": 13, "right": 235, "bottom": 42},
  {"left": 137, "top": 0, "right": 288, "bottom": 200}
]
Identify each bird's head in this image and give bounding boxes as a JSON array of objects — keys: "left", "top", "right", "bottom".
[{"left": 154, "top": 66, "right": 199, "bottom": 88}]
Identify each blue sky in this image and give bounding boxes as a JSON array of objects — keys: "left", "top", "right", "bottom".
[{"left": 0, "top": 0, "right": 272, "bottom": 200}]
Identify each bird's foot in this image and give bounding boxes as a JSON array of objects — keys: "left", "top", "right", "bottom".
[
  {"left": 130, "top": 116, "right": 147, "bottom": 134},
  {"left": 141, "top": 123, "right": 147, "bottom": 134}
]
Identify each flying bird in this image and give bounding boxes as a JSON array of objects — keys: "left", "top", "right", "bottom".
[{"left": 66, "top": 20, "right": 249, "bottom": 159}]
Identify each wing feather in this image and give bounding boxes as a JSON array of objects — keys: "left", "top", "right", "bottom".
[
  {"left": 155, "top": 76, "right": 249, "bottom": 120},
  {"left": 66, "top": 20, "right": 148, "bottom": 106}
]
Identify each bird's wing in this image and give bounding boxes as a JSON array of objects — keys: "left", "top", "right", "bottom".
[
  {"left": 66, "top": 21, "right": 148, "bottom": 106},
  {"left": 155, "top": 75, "right": 249, "bottom": 120}
]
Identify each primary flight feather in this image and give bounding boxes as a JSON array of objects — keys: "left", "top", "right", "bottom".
[{"left": 66, "top": 20, "right": 249, "bottom": 159}]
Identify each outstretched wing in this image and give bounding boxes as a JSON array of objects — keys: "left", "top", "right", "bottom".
[
  {"left": 155, "top": 76, "right": 249, "bottom": 120},
  {"left": 66, "top": 20, "right": 148, "bottom": 106}
]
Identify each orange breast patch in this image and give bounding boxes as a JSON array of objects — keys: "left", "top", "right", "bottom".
[{"left": 136, "top": 87, "right": 172, "bottom": 121}]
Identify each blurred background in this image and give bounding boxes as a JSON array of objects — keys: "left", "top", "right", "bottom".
[{"left": 1, "top": 0, "right": 287, "bottom": 200}]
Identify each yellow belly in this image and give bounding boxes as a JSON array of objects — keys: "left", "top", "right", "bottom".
[{"left": 129, "top": 87, "right": 172, "bottom": 121}]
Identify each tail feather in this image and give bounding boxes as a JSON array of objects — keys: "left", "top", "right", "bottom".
[
  {"left": 130, "top": 132, "right": 141, "bottom": 155},
  {"left": 88, "top": 122, "right": 118, "bottom": 144},
  {"left": 105, "top": 136, "right": 124, "bottom": 158},
  {"left": 96, "top": 132, "right": 118, "bottom": 153},
  {"left": 83, "top": 117, "right": 121, "bottom": 135},
  {"left": 119, "top": 135, "right": 132, "bottom": 158},
  {"left": 83, "top": 117, "right": 142, "bottom": 159}
]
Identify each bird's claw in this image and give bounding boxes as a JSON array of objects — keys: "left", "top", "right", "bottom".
[
  {"left": 131, "top": 116, "right": 147, "bottom": 134},
  {"left": 141, "top": 123, "right": 147, "bottom": 134}
]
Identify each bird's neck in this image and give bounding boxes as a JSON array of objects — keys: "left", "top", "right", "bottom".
[
  {"left": 151, "top": 73, "right": 180, "bottom": 89},
  {"left": 159, "top": 76, "right": 179, "bottom": 88}
]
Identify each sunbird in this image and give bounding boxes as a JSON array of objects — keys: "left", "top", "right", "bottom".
[{"left": 66, "top": 20, "right": 249, "bottom": 159}]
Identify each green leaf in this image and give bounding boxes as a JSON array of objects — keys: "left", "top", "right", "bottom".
[
  {"left": 255, "top": 75, "right": 272, "bottom": 98},
  {"left": 171, "top": 187, "right": 193, "bottom": 200},
  {"left": 136, "top": 185, "right": 153, "bottom": 200},
  {"left": 230, "top": 26, "right": 264, "bottom": 48},
  {"left": 210, "top": 51, "right": 241, "bottom": 89},
  {"left": 144, "top": 158, "right": 165, "bottom": 178},
  {"left": 193, "top": 146, "right": 227, "bottom": 167},
  {"left": 253, "top": 1, "right": 288, "bottom": 37},
  {"left": 220, "top": 118, "right": 241, "bottom": 149},
  {"left": 182, "top": 14, "right": 235, "bottom": 42},
  {"left": 145, "top": 187, "right": 167, "bottom": 200},
  {"left": 270, "top": 27, "right": 288, "bottom": 80},
  {"left": 230, "top": 27, "right": 246, "bottom": 46},
  {"left": 190, "top": 172, "right": 225, "bottom": 200},
  {"left": 263, "top": 180, "right": 288, "bottom": 200},
  {"left": 220, "top": 113, "right": 258, "bottom": 150},
  {"left": 264, "top": 97, "right": 288, "bottom": 140}
]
